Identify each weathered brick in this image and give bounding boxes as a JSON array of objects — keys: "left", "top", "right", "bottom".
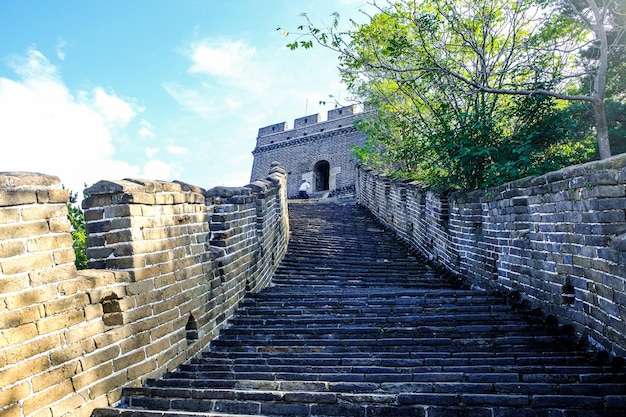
[
  {"left": 0, "top": 207, "right": 20, "bottom": 224},
  {"left": 44, "top": 294, "right": 89, "bottom": 316},
  {"left": 23, "top": 379, "right": 73, "bottom": 416},
  {"left": 21, "top": 204, "right": 67, "bottom": 222},
  {"left": 54, "top": 247, "right": 76, "bottom": 265},
  {"left": 31, "top": 362, "right": 78, "bottom": 392},
  {"left": 0, "top": 189, "right": 38, "bottom": 207},
  {"left": 127, "top": 358, "right": 157, "bottom": 380},
  {"left": 50, "top": 391, "right": 87, "bottom": 417},
  {"left": 88, "top": 372, "right": 129, "bottom": 400},
  {"left": 50, "top": 338, "right": 96, "bottom": 366},
  {"left": 71, "top": 362, "right": 114, "bottom": 391},
  {"left": 0, "top": 240, "right": 27, "bottom": 259},
  {"left": 36, "top": 310, "right": 85, "bottom": 335},
  {"left": 0, "top": 306, "right": 41, "bottom": 329},
  {"left": 0, "top": 355, "right": 50, "bottom": 388},
  {"left": 0, "top": 274, "right": 29, "bottom": 294},
  {"left": 113, "top": 350, "right": 146, "bottom": 372},
  {"left": 0, "top": 382, "right": 30, "bottom": 411},
  {"left": 79, "top": 344, "right": 120, "bottom": 370},
  {"left": 2, "top": 252, "right": 52, "bottom": 276},
  {"left": 5, "top": 333, "right": 60, "bottom": 365}
]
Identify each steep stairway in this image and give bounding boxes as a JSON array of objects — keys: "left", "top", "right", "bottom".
[{"left": 94, "top": 202, "right": 626, "bottom": 417}]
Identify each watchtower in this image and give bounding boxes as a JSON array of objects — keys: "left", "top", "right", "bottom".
[{"left": 250, "top": 104, "right": 367, "bottom": 198}]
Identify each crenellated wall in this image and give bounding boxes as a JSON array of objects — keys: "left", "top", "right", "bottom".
[
  {"left": 357, "top": 154, "right": 626, "bottom": 357},
  {"left": 0, "top": 163, "right": 289, "bottom": 417}
]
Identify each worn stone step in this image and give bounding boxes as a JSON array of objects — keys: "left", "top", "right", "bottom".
[
  {"left": 189, "top": 354, "right": 594, "bottom": 369},
  {"left": 98, "top": 202, "right": 626, "bottom": 416},
  {"left": 118, "top": 386, "right": 624, "bottom": 416},
  {"left": 93, "top": 407, "right": 263, "bottom": 417}
]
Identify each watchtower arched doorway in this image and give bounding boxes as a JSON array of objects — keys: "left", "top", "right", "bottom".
[{"left": 313, "top": 160, "right": 330, "bottom": 192}]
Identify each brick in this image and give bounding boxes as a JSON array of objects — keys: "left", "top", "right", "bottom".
[
  {"left": 0, "top": 274, "right": 29, "bottom": 294},
  {"left": 43, "top": 189, "right": 69, "bottom": 204},
  {"left": 88, "top": 372, "right": 129, "bottom": 400},
  {"left": 79, "top": 344, "right": 120, "bottom": 370},
  {"left": 44, "top": 294, "right": 90, "bottom": 316},
  {"left": 2, "top": 252, "right": 52, "bottom": 275},
  {"left": 0, "top": 382, "right": 30, "bottom": 410},
  {"left": 0, "top": 240, "right": 27, "bottom": 259},
  {"left": 50, "top": 391, "right": 87, "bottom": 417},
  {"left": 36, "top": 310, "right": 85, "bottom": 335},
  {"left": 0, "top": 404, "right": 23, "bottom": 417},
  {"left": 0, "top": 207, "right": 20, "bottom": 224},
  {"left": 0, "top": 306, "right": 41, "bottom": 329},
  {"left": 121, "top": 333, "right": 152, "bottom": 355},
  {"left": 71, "top": 362, "right": 113, "bottom": 391},
  {"left": 0, "top": 189, "right": 37, "bottom": 207},
  {"left": 127, "top": 358, "right": 157, "bottom": 380},
  {"left": 23, "top": 379, "right": 73, "bottom": 416},
  {"left": 48, "top": 218, "right": 72, "bottom": 233},
  {"left": 32, "top": 362, "right": 79, "bottom": 392},
  {"left": 50, "top": 338, "right": 96, "bottom": 366},
  {"left": 0, "top": 323, "right": 38, "bottom": 346},
  {"left": 4, "top": 333, "right": 60, "bottom": 365},
  {"left": 0, "top": 355, "right": 50, "bottom": 388},
  {"left": 0, "top": 220, "right": 50, "bottom": 241},
  {"left": 21, "top": 205, "right": 67, "bottom": 222},
  {"left": 113, "top": 350, "right": 146, "bottom": 372},
  {"left": 93, "top": 326, "right": 131, "bottom": 349},
  {"left": 53, "top": 248, "right": 76, "bottom": 265},
  {"left": 146, "top": 338, "right": 172, "bottom": 359}
]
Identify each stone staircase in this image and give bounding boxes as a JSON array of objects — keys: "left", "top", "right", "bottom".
[{"left": 93, "top": 202, "right": 626, "bottom": 417}]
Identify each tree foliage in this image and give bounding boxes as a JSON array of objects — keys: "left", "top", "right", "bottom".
[
  {"left": 281, "top": 0, "right": 625, "bottom": 189},
  {"left": 67, "top": 191, "right": 87, "bottom": 270}
]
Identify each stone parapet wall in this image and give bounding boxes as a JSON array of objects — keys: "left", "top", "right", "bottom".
[
  {"left": 0, "top": 164, "right": 289, "bottom": 417},
  {"left": 357, "top": 154, "right": 626, "bottom": 357},
  {"left": 254, "top": 105, "right": 359, "bottom": 147}
]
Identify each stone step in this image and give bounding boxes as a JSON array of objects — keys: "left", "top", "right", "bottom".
[
  {"left": 159, "top": 370, "right": 625, "bottom": 387},
  {"left": 95, "top": 202, "right": 626, "bottom": 416},
  {"left": 188, "top": 354, "right": 594, "bottom": 369},
  {"left": 117, "top": 386, "right": 625, "bottom": 416},
  {"left": 93, "top": 407, "right": 263, "bottom": 417}
]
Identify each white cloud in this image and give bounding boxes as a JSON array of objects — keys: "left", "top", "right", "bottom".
[
  {"left": 141, "top": 159, "right": 179, "bottom": 181},
  {"left": 9, "top": 48, "right": 58, "bottom": 81},
  {"left": 90, "top": 87, "right": 137, "bottom": 127},
  {"left": 0, "top": 48, "right": 141, "bottom": 195},
  {"left": 145, "top": 147, "right": 159, "bottom": 158},
  {"left": 167, "top": 145, "right": 188, "bottom": 155},
  {"left": 189, "top": 40, "right": 256, "bottom": 80},
  {"left": 56, "top": 39, "right": 67, "bottom": 61},
  {"left": 139, "top": 119, "right": 154, "bottom": 137}
]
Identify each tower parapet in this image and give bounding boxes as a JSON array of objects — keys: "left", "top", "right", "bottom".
[{"left": 254, "top": 105, "right": 363, "bottom": 148}]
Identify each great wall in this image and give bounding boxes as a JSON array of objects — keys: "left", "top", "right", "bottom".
[{"left": 1, "top": 109, "right": 626, "bottom": 416}]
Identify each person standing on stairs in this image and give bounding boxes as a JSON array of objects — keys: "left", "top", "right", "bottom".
[{"left": 299, "top": 179, "right": 311, "bottom": 199}]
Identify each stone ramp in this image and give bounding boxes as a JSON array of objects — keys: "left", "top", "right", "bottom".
[{"left": 93, "top": 203, "right": 626, "bottom": 417}]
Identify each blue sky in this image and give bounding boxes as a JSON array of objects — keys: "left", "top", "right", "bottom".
[{"left": 0, "top": 0, "right": 373, "bottom": 196}]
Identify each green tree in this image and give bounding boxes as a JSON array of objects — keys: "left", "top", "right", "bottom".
[
  {"left": 67, "top": 191, "right": 87, "bottom": 270},
  {"left": 282, "top": 0, "right": 624, "bottom": 188}
]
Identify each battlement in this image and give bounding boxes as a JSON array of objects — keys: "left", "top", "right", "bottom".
[
  {"left": 0, "top": 164, "right": 290, "bottom": 417},
  {"left": 255, "top": 104, "right": 363, "bottom": 147}
]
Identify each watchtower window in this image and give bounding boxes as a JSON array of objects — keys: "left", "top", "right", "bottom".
[{"left": 314, "top": 160, "right": 330, "bottom": 192}]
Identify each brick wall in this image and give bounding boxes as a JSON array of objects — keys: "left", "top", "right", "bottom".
[
  {"left": 357, "top": 154, "right": 626, "bottom": 357},
  {"left": 0, "top": 164, "right": 289, "bottom": 417}
]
